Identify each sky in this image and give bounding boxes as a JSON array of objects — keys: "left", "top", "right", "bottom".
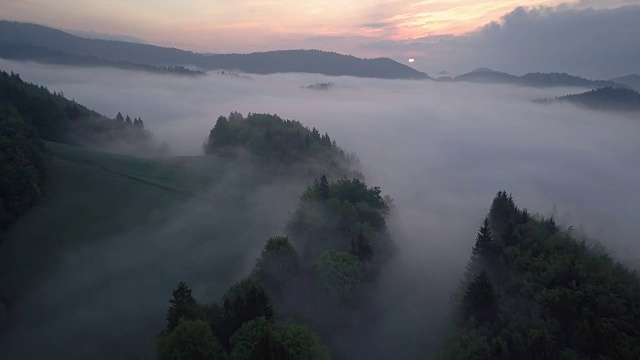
[{"left": 2, "top": 1, "right": 640, "bottom": 77}]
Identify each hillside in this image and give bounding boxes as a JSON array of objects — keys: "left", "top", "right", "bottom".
[
  {"left": 0, "top": 43, "right": 204, "bottom": 76},
  {"left": 450, "top": 69, "right": 620, "bottom": 89},
  {"left": 0, "top": 107, "right": 363, "bottom": 358},
  {"left": 537, "top": 87, "right": 640, "bottom": 112},
  {"left": 611, "top": 74, "right": 640, "bottom": 91},
  {"left": 0, "top": 141, "right": 321, "bottom": 358},
  {"left": 0, "top": 21, "right": 430, "bottom": 79},
  {"left": 0, "top": 69, "right": 155, "bottom": 149},
  {"left": 439, "top": 192, "right": 640, "bottom": 359}
]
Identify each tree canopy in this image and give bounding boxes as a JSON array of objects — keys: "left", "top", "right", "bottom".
[{"left": 440, "top": 191, "right": 640, "bottom": 360}]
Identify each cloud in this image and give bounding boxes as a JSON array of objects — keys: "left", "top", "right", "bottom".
[
  {"left": 1, "top": 60, "right": 639, "bottom": 358},
  {"left": 365, "top": 3, "right": 640, "bottom": 78}
]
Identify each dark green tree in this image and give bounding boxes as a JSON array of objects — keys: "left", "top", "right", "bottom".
[
  {"left": 466, "top": 218, "right": 494, "bottom": 278},
  {"left": 318, "top": 175, "right": 330, "bottom": 200},
  {"left": 157, "top": 319, "right": 226, "bottom": 360},
  {"left": 350, "top": 233, "right": 373, "bottom": 262},
  {"left": 254, "top": 236, "right": 299, "bottom": 295},
  {"left": 216, "top": 278, "right": 273, "bottom": 350},
  {"left": 462, "top": 271, "right": 497, "bottom": 323},
  {"left": 166, "top": 281, "right": 200, "bottom": 333}
]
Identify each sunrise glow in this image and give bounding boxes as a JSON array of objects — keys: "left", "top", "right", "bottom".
[{"left": 1, "top": 0, "right": 610, "bottom": 53}]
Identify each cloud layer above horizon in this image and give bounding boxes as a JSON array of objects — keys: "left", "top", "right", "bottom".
[{"left": 3, "top": 1, "right": 640, "bottom": 78}]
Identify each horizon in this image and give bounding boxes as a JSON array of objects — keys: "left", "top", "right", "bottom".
[{"left": 2, "top": 0, "right": 640, "bottom": 78}]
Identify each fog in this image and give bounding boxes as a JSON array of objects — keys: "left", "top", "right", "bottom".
[{"left": 1, "top": 60, "right": 639, "bottom": 358}]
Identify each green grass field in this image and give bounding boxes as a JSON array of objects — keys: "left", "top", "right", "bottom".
[{"left": 0, "top": 142, "right": 306, "bottom": 359}]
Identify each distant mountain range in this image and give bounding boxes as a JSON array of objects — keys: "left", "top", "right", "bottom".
[
  {"left": 440, "top": 68, "right": 633, "bottom": 89},
  {"left": 535, "top": 87, "right": 640, "bottom": 112},
  {"left": 0, "top": 21, "right": 429, "bottom": 80},
  {"left": 0, "top": 43, "right": 203, "bottom": 76}
]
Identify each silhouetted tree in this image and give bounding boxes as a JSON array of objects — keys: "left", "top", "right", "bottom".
[
  {"left": 462, "top": 271, "right": 497, "bottom": 323},
  {"left": 166, "top": 281, "right": 200, "bottom": 333}
]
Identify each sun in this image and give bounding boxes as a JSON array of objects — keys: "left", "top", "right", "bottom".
[{"left": 408, "top": 58, "right": 415, "bottom": 63}]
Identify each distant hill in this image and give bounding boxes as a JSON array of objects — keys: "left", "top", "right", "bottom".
[
  {"left": 0, "top": 21, "right": 430, "bottom": 79},
  {"left": 449, "top": 69, "right": 620, "bottom": 89},
  {"left": 0, "top": 43, "right": 204, "bottom": 76},
  {"left": 469, "top": 67, "right": 495, "bottom": 74},
  {"left": 536, "top": 87, "right": 640, "bottom": 112},
  {"left": 611, "top": 74, "right": 640, "bottom": 91},
  {"left": 453, "top": 69, "right": 518, "bottom": 84}
]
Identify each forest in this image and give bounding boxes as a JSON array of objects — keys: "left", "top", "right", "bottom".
[
  {"left": 1, "top": 70, "right": 640, "bottom": 359},
  {"left": 0, "top": 69, "right": 156, "bottom": 233},
  {"left": 548, "top": 87, "right": 640, "bottom": 112},
  {"left": 439, "top": 191, "right": 640, "bottom": 359},
  {"left": 162, "top": 113, "right": 640, "bottom": 359},
  {"left": 0, "top": 70, "right": 155, "bottom": 146},
  {"left": 157, "top": 173, "right": 395, "bottom": 359},
  {"left": 204, "top": 112, "right": 358, "bottom": 174}
]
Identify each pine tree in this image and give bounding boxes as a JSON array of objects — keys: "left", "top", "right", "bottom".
[
  {"left": 466, "top": 218, "right": 494, "bottom": 278},
  {"left": 501, "top": 221, "right": 518, "bottom": 247},
  {"left": 125, "top": 115, "right": 133, "bottom": 126},
  {"left": 318, "top": 174, "right": 330, "bottom": 200},
  {"left": 463, "top": 271, "right": 497, "bottom": 323},
  {"left": 166, "top": 281, "right": 200, "bottom": 333}
]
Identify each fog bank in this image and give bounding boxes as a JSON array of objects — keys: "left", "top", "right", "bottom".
[{"left": 1, "top": 60, "right": 639, "bottom": 358}]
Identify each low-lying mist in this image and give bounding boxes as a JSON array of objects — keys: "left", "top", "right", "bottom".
[{"left": 1, "top": 60, "right": 639, "bottom": 358}]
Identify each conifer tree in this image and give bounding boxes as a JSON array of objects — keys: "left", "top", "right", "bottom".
[
  {"left": 463, "top": 271, "right": 497, "bottom": 323},
  {"left": 166, "top": 282, "right": 200, "bottom": 333}
]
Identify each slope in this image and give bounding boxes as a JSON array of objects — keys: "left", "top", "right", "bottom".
[
  {"left": 0, "top": 141, "right": 307, "bottom": 359},
  {"left": 0, "top": 21, "right": 430, "bottom": 79},
  {"left": 451, "top": 69, "right": 620, "bottom": 89}
]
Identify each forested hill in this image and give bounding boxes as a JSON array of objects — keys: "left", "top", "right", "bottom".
[
  {"left": 0, "top": 21, "right": 430, "bottom": 79},
  {"left": 0, "top": 43, "right": 204, "bottom": 76},
  {"left": 0, "top": 70, "right": 154, "bottom": 147},
  {"left": 439, "top": 191, "right": 640, "bottom": 359},
  {"left": 449, "top": 69, "right": 620, "bottom": 89},
  {"left": 204, "top": 112, "right": 358, "bottom": 176},
  {"left": 536, "top": 87, "right": 640, "bottom": 112},
  {"left": 0, "top": 69, "right": 156, "bottom": 235}
]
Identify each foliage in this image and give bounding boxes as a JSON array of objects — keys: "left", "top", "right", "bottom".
[
  {"left": 440, "top": 191, "right": 640, "bottom": 360},
  {"left": 165, "top": 281, "right": 201, "bottom": 333},
  {"left": 229, "top": 317, "right": 330, "bottom": 360},
  {"left": 229, "top": 317, "right": 278, "bottom": 360},
  {"left": 0, "top": 70, "right": 153, "bottom": 147},
  {"left": 314, "top": 251, "right": 366, "bottom": 306},
  {"left": 254, "top": 236, "right": 300, "bottom": 295},
  {"left": 553, "top": 86, "right": 640, "bottom": 112},
  {"left": 288, "top": 176, "right": 391, "bottom": 261},
  {"left": 209, "top": 278, "right": 274, "bottom": 350},
  {"left": 203, "top": 112, "right": 356, "bottom": 167},
  {"left": 0, "top": 103, "right": 49, "bottom": 234},
  {"left": 157, "top": 319, "right": 226, "bottom": 360}
]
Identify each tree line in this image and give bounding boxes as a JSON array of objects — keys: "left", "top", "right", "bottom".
[
  {"left": 204, "top": 112, "right": 357, "bottom": 168},
  {"left": 439, "top": 191, "right": 640, "bottom": 359}
]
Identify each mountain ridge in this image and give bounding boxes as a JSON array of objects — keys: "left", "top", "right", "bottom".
[{"left": 0, "top": 21, "right": 430, "bottom": 79}]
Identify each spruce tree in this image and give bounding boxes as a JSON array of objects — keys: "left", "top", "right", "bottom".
[
  {"left": 463, "top": 271, "right": 497, "bottom": 323},
  {"left": 318, "top": 175, "right": 330, "bottom": 200},
  {"left": 166, "top": 281, "right": 200, "bottom": 333},
  {"left": 466, "top": 218, "right": 494, "bottom": 278}
]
